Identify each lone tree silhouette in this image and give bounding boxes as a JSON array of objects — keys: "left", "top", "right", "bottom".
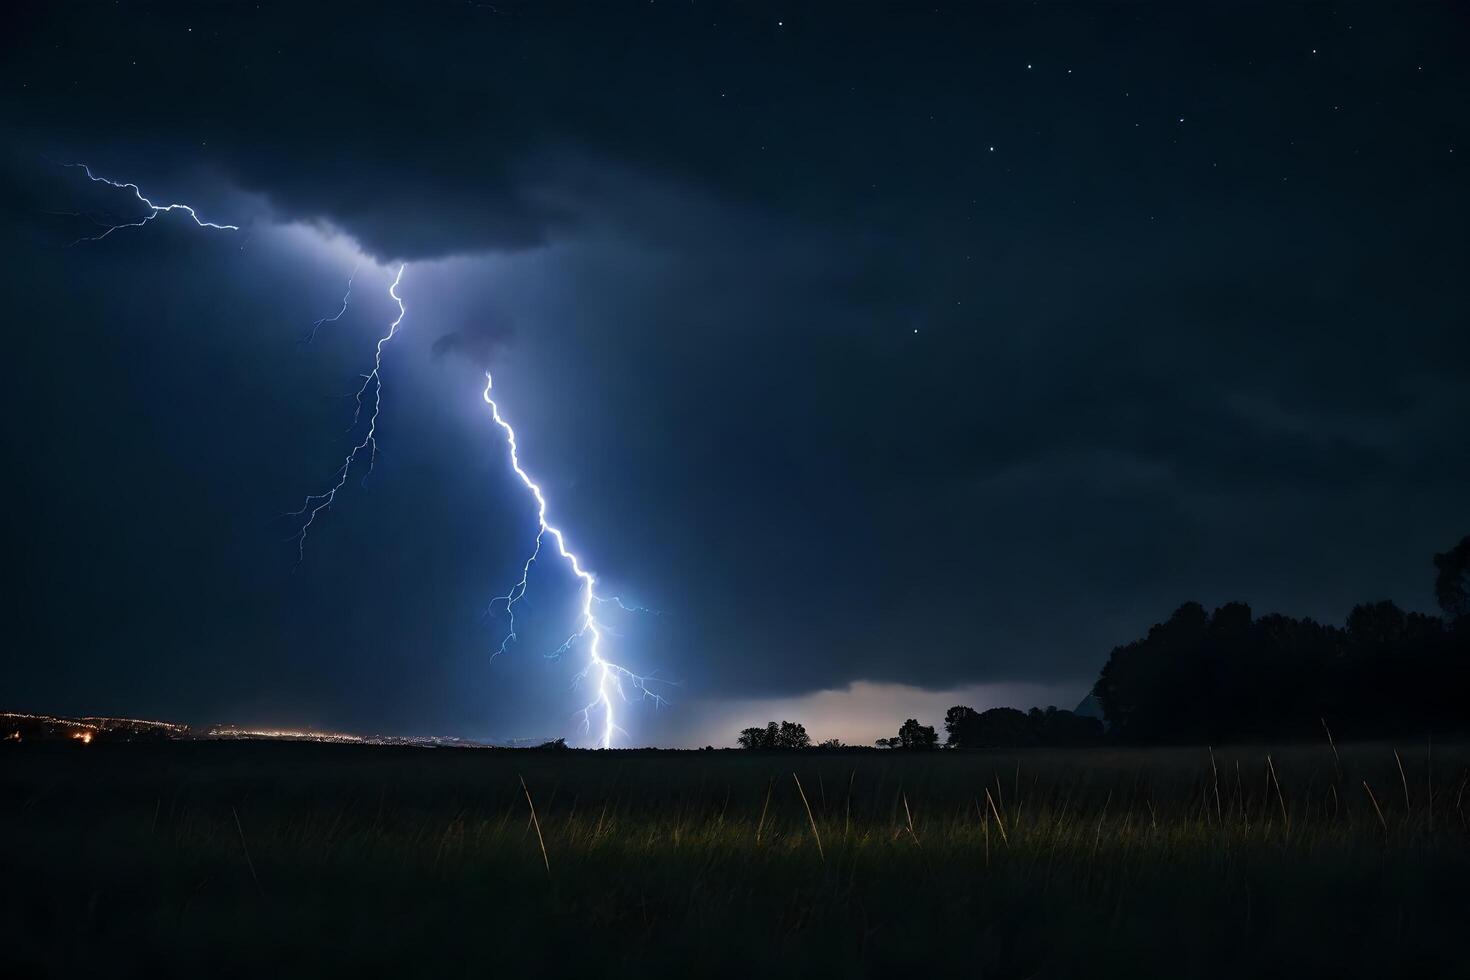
[
  {"left": 1435, "top": 535, "right": 1470, "bottom": 620},
  {"left": 894, "top": 718, "right": 939, "bottom": 749},
  {"left": 736, "top": 720, "right": 811, "bottom": 749}
]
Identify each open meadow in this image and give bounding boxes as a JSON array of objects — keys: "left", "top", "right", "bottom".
[{"left": 3, "top": 740, "right": 1467, "bottom": 979}]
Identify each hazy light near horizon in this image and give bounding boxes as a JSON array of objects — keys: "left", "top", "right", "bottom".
[{"left": 683, "top": 679, "right": 1084, "bottom": 748}]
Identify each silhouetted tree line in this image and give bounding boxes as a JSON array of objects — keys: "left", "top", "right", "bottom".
[
  {"left": 1093, "top": 536, "right": 1470, "bottom": 742},
  {"left": 942, "top": 705, "right": 1103, "bottom": 748},
  {"left": 736, "top": 709, "right": 1101, "bottom": 751},
  {"left": 735, "top": 537, "right": 1470, "bottom": 750},
  {"left": 737, "top": 721, "right": 811, "bottom": 749}
]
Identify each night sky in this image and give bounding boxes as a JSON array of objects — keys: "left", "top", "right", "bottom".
[{"left": 2, "top": 2, "right": 1465, "bottom": 746}]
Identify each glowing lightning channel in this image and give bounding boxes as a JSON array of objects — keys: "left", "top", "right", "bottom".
[
  {"left": 60, "top": 163, "right": 239, "bottom": 244},
  {"left": 303, "top": 263, "right": 361, "bottom": 344},
  {"left": 290, "top": 264, "right": 406, "bottom": 562},
  {"left": 482, "top": 373, "right": 666, "bottom": 748}
]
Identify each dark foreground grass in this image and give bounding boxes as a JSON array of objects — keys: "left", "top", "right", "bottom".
[{"left": 2, "top": 740, "right": 1467, "bottom": 979}]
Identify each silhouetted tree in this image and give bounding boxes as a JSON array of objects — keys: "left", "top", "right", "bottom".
[
  {"left": 737, "top": 720, "right": 810, "bottom": 749},
  {"left": 777, "top": 720, "right": 811, "bottom": 749},
  {"left": 1094, "top": 602, "right": 1212, "bottom": 742},
  {"left": 736, "top": 727, "right": 768, "bottom": 749},
  {"left": 945, "top": 704, "right": 1101, "bottom": 747},
  {"left": 977, "top": 707, "right": 1034, "bottom": 747},
  {"left": 895, "top": 718, "right": 939, "bottom": 749},
  {"left": 943, "top": 705, "right": 979, "bottom": 746},
  {"left": 1028, "top": 706, "right": 1104, "bottom": 745},
  {"left": 1434, "top": 535, "right": 1470, "bottom": 620}
]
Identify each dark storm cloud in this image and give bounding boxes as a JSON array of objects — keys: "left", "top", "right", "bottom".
[
  {"left": 4, "top": 2, "right": 911, "bottom": 260},
  {"left": 431, "top": 314, "right": 515, "bottom": 369},
  {"left": 3, "top": 1, "right": 1467, "bottom": 740},
  {"left": 4, "top": 5, "right": 572, "bottom": 259}
]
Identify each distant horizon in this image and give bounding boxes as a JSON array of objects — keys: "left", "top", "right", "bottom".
[{"left": 2, "top": 673, "right": 1088, "bottom": 748}]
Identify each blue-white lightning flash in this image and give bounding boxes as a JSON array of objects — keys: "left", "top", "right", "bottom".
[
  {"left": 303, "top": 263, "right": 361, "bottom": 344},
  {"left": 289, "top": 264, "right": 406, "bottom": 562},
  {"left": 482, "top": 374, "right": 667, "bottom": 747},
  {"left": 61, "top": 164, "right": 239, "bottom": 244}
]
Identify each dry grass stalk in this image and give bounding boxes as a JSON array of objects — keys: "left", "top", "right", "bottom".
[
  {"left": 1208, "top": 747, "right": 1222, "bottom": 826},
  {"left": 845, "top": 769, "right": 855, "bottom": 840},
  {"left": 1266, "top": 755, "right": 1289, "bottom": 838},
  {"left": 985, "top": 788, "right": 1009, "bottom": 847},
  {"left": 1427, "top": 738, "right": 1433, "bottom": 833},
  {"left": 1091, "top": 788, "right": 1113, "bottom": 861},
  {"left": 756, "top": 777, "right": 773, "bottom": 844},
  {"left": 594, "top": 800, "right": 608, "bottom": 840},
  {"left": 1321, "top": 718, "right": 1342, "bottom": 780},
  {"left": 1394, "top": 749, "right": 1411, "bottom": 818},
  {"left": 1014, "top": 761, "right": 1021, "bottom": 815},
  {"left": 1363, "top": 780, "right": 1388, "bottom": 836},
  {"left": 519, "top": 774, "right": 550, "bottom": 876},
  {"left": 792, "top": 772, "right": 825, "bottom": 862},
  {"left": 232, "top": 805, "right": 265, "bottom": 899}
]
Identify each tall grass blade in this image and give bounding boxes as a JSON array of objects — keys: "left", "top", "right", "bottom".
[{"left": 792, "top": 772, "right": 825, "bottom": 862}]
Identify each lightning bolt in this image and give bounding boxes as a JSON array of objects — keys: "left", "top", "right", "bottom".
[
  {"left": 303, "top": 263, "right": 360, "bottom": 344},
  {"left": 289, "top": 264, "right": 406, "bottom": 563},
  {"left": 59, "top": 163, "right": 239, "bottom": 244},
  {"left": 482, "top": 374, "right": 666, "bottom": 747}
]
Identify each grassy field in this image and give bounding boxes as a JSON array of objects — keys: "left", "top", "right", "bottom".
[{"left": 2, "top": 740, "right": 1467, "bottom": 978}]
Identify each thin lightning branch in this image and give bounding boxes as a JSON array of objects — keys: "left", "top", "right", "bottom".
[
  {"left": 596, "top": 595, "right": 662, "bottom": 615},
  {"left": 482, "top": 373, "right": 666, "bottom": 748},
  {"left": 61, "top": 163, "right": 239, "bottom": 244},
  {"left": 490, "top": 555, "right": 659, "bottom": 663},
  {"left": 489, "top": 528, "right": 544, "bottom": 661},
  {"left": 289, "top": 264, "right": 406, "bottom": 563},
  {"left": 303, "top": 263, "right": 360, "bottom": 344}
]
